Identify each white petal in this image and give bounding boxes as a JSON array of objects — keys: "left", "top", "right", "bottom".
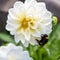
[
  {"left": 14, "top": 1, "right": 24, "bottom": 9},
  {"left": 39, "top": 24, "right": 46, "bottom": 34},
  {"left": 0, "top": 58, "right": 7, "bottom": 60},
  {"left": 10, "top": 31, "right": 16, "bottom": 35},
  {"left": 8, "top": 2, "right": 25, "bottom": 20},
  {"left": 25, "top": 0, "right": 37, "bottom": 12},
  {"left": 0, "top": 46, "right": 8, "bottom": 57},
  {"left": 14, "top": 33, "right": 25, "bottom": 43},
  {"left": 23, "top": 51, "right": 33, "bottom": 60},
  {"left": 30, "top": 21, "right": 39, "bottom": 29},
  {"left": 37, "top": 2, "right": 47, "bottom": 13},
  {"left": 7, "top": 14, "right": 17, "bottom": 21},
  {"left": 30, "top": 37, "right": 37, "bottom": 45},
  {"left": 45, "top": 23, "right": 52, "bottom": 35},
  {"left": 24, "top": 29, "right": 30, "bottom": 41},
  {"left": 25, "top": 0, "right": 37, "bottom": 7},
  {"left": 23, "top": 41, "right": 29, "bottom": 47},
  {"left": 31, "top": 29, "right": 41, "bottom": 37},
  {"left": 44, "top": 11, "right": 52, "bottom": 18},
  {"left": 25, "top": 0, "right": 36, "bottom": 3},
  {"left": 8, "top": 8, "right": 18, "bottom": 20},
  {"left": 13, "top": 1, "right": 25, "bottom": 18},
  {"left": 7, "top": 16, "right": 20, "bottom": 26},
  {"left": 37, "top": 2, "right": 46, "bottom": 7},
  {"left": 6, "top": 23, "right": 18, "bottom": 31},
  {"left": 40, "top": 18, "right": 52, "bottom": 25},
  {"left": 40, "top": 23, "right": 52, "bottom": 35}
]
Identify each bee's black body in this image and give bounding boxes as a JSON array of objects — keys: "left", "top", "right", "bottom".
[{"left": 36, "top": 34, "right": 48, "bottom": 46}]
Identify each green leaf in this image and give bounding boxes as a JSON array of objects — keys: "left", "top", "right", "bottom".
[{"left": 0, "top": 32, "right": 15, "bottom": 43}]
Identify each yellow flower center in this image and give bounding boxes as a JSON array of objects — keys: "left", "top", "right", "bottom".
[
  {"left": 16, "top": 13, "right": 38, "bottom": 32},
  {"left": 21, "top": 18, "right": 29, "bottom": 29}
]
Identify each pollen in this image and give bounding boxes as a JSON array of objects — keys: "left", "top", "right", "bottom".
[
  {"left": 21, "top": 18, "right": 28, "bottom": 29},
  {"left": 17, "top": 15, "right": 32, "bottom": 31}
]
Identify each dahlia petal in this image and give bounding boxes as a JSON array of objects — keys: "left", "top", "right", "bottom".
[
  {"left": 31, "top": 29, "right": 41, "bottom": 37},
  {"left": 30, "top": 37, "right": 37, "bottom": 45},
  {"left": 24, "top": 29, "right": 30, "bottom": 41},
  {"left": 15, "top": 34, "right": 25, "bottom": 43}
]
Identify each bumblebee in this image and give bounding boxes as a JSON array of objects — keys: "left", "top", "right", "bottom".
[{"left": 36, "top": 34, "right": 48, "bottom": 46}]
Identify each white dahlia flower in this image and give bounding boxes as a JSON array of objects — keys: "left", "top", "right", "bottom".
[
  {"left": 0, "top": 43, "right": 33, "bottom": 60},
  {"left": 6, "top": 0, "right": 52, "bottom": 47}
]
